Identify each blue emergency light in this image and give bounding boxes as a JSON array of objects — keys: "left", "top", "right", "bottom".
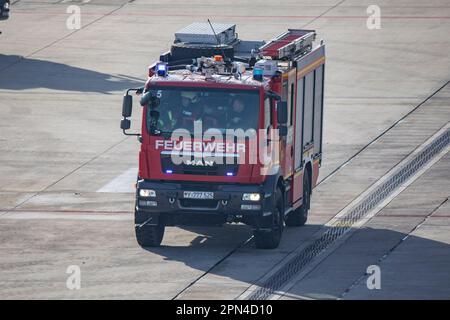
[
  {"left": 156, "top": 63, "right": 168, "bottom": 77},
  {"left": 253, "top": 68, "right": 263, "bottom": 81}
]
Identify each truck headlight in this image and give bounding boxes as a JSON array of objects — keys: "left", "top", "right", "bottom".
[
  {"left": 139, "top": 189, "right": 156, "bottom": 197},
  {"left": 242, "top": 193, "right": 261, "bottom": 201}
]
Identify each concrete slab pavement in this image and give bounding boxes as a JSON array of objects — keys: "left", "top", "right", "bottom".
[
  {"left": 280, "top": 153, "right": 450, "bottom": 300},
  {"left": 0, "top": 0, "right": 449, "bottom": 299}
]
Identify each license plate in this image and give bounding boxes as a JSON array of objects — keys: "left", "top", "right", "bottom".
[{"left": 183, "top": 191, "right": 214, "bottom": 199}]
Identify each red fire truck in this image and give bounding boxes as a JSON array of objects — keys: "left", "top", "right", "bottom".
[{"left": 121, "top": 23, "right": 325, "bottom": 249}]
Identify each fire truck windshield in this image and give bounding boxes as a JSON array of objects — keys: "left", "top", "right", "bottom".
[{"left": 145, "top": 86, "right": 260, "bottom": 135}]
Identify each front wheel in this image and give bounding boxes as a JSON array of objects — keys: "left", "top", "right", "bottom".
[
  {"left": 135, "top": 211, "right": 165, "bottom": 247},
  {"left": 254, "top": 187, "right": 284, "bottom": 249}
]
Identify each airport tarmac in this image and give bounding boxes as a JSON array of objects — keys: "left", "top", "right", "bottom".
[{"left": 0, "top": 0, "right": 449, "bottom": 299}]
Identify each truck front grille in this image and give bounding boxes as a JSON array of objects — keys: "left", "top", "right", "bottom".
[{"left": 161, "top": 154, "right": 238, "bottom": 176}]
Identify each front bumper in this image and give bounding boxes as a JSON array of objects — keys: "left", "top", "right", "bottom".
[{"left": 135, "top": 180, "right": 273, "bottom": 227}]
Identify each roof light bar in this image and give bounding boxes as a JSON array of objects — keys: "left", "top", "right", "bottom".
[{"left": 156, "top": 62, "right": 168, "bottom": 77}]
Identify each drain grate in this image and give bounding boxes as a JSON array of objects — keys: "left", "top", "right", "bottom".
[{"left": 247, "top": 125, "right": 450, "bottom": 300}]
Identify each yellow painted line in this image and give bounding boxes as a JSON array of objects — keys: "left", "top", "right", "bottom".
[
  {"left": 282, "top": 68, "right": 297, "bottom": 79},
  {"left": 281, "top": 57, "right": 325, "bottom": 80},
  {"left": 297, "top": 57, "right": 325, "bottom": 79}
]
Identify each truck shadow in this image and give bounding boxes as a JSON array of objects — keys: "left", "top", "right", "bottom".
[
  {"left": 0, "top": 54, "right": 143, "bottom": 93},
  {"left": 143, "top": 223, "right": 450, "bottom": 299}
]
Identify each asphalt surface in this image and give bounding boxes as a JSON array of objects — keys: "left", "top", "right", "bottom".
[{"left": 0, "top": 0, "right": 449, "bottom": 299}]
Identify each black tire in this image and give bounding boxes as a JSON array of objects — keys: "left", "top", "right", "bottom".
[
  {"left": 135, "top": 214, "right": 165, "bottom": 247},
  {"left": 286, "top": 170, "right": 311, "bottom": 227},
  {"left": 170, "top": 42, "right": 234, "bottom": 61},
  {"left": 254, "top": 187, "right": 284, "bottom": 249}
]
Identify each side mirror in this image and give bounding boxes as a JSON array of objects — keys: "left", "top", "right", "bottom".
[
  {"left": 121, "top": 88, "right": 142, "bottom": 137},
  {"left": 120, "top": 119, "right": 131, "bottom": 130},
  {"left": 277, "top": 101, "right": 288, "bottom": 124},
  {"left": 122, "top": 95, "right": 132, "bottom": 117},
  {"left": 278, "top": 125, "right": 287, "bottom": 137}
]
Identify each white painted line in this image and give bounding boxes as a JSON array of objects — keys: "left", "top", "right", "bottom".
[{"left": 97, "top": 167, "right": 137, "bottom": 193}]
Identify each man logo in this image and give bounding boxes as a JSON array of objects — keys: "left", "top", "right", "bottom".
[{"left": 185, "top": 159, "right": 215, "bottom": 166}]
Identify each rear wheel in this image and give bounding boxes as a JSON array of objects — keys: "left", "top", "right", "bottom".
[
  {"left": 135, "top": 211, "right": 165, "bottom": 247},
  {"left": 254, "top": 187, "right": 284, "bottom": 249},
  {"left": 286, "top": 170, "right": 310, "bottom": 227}
]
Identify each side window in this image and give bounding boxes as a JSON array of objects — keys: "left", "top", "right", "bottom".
[
  {"left": 294, "top": 77, "right": 304, "bottom": 169},
  {"left": 264, "top": 98, "right": 271, "bottom": 129},
  {"left": 313, "top": 65, "right": 324, "bottom": 154},
  {"left": 283, "top": 81, "right": 295, "bottom": 127},
  {"left": 282, "top": 81, "right": 289, "bottom": 125},
  {"left": 290, "top": 83, "right": 295, "bottom": 126},
  {"left": 303, "top": 71, "right": 314, "bottom": 145}
]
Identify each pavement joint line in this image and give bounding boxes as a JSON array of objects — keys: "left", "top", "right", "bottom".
[
  {"left": 266, "top": 145, "right": 450, "bottom": 301},
  {"left": 0, "top": 136, "right": 130, "bottom": 218},
  {"left": 166, "top": 1, "right": 350, "bottom": 300},
  {"left": 0, "top": 2, "right": 138, "bottom": 217},
  {"left": 169, "top": 82, "right": 450, "bottom": 300},
  {"left": 339, "top": 196, "right": 450, "bottom": 300},
  {"left": 0, "top": 1, "right": 133, "bottom": 73},
  {"left": 300, "top": 0, "right": 347, "bottom": 28},
  {"left": 318, "top": 80, "right": 450, "bottom": 186},
  {"left": 239, "top": 123, "right": 449, "bottom": 300},
  {"left": 1, "top": 0, "right": 449, "bottom": 302},
  {"left": 275, "top": 173, "right": 450, "bottom": 300},
  {"left": 4, "top": 2, "right": 450, "bottom": 298},
  {"left": 171, "top": 235, "right": 255, "bottom": 301}
]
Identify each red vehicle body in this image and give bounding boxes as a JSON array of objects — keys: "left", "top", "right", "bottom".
[{"left": 121, "top": 23, "right": 325, "bottom": 249}]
